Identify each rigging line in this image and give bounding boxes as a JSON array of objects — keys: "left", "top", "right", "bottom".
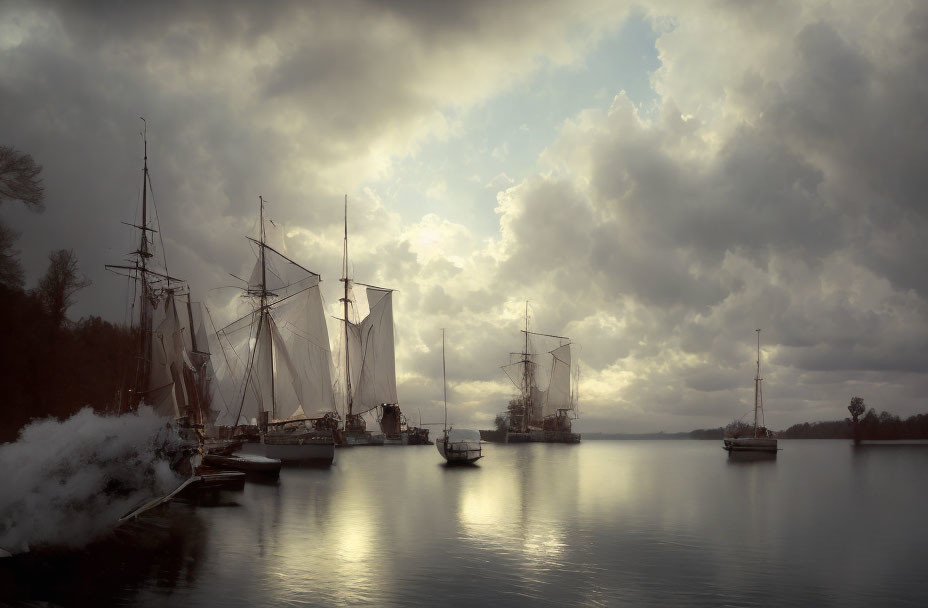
[
  {"left": 233, "top": 310, "right": 264, "bottom": 427},
  {"left": 522, "top": 329, "right": 571, "bottom": 341},
  {"left": 353, "top": 282, "right": 396, "bottom": 292},
  {"left": 217, "top": 284, "right": 314, "bottom": 334},
  {"left": 279, "top": 322, "right": 332, "bottom": 353},
  {"left": 244, "top": 237, "right": 321, "bottom": 278},
  {"left": 204, "top": 304, "right": 238, "bottom": 418}
]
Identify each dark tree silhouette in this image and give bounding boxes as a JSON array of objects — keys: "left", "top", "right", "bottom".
[
  {"left": 0, "top": 145, "right": 45, "bottom": 290},
  {"left": 848, "top": 396, "right": 865, "bottom": 423},
  {"left": 36, "top": 249, "right": 91, "bottom": 329},
  {"left": 494, "top": 414, "right": 507, "bottom": 432},
  {"left": 0, "top": 221, "right": 23, "bottom": 288},
  {"left": 0, "top": 145, "right": 45, "bottom": 209},
  {"left": 724, "top": 418, "right": 754, "bottom": 438}
]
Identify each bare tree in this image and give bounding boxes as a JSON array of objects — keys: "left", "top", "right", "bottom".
[
  {"left": 0, "top": 220, "right": 24, "bottom": 288},
  {"left": 37, "top": 249, "right": 91, "bottom": 329},
  {"left": 725, "top": 418, "right": 754, "bottom": 438},
  {"left": 0, "top": 145, "right": 45, "bottom": 209},
  {"left": 848, "top": 396, "right": 866, "bottom": 424}
]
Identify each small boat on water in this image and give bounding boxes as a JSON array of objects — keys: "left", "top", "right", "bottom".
[
  {"left": 436, "top": 330, "right": 483, "bottom": 465},
  {"left": 202, "top": 452, "right": 281, "bottom": 477},
  {"left": 438, "top": 429, "right": 482, "bottom": 464},
  {"left": 723, "top": 329, "right": 778, "bottom": 456}
]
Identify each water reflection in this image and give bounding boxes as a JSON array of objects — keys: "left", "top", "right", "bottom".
[
  {"left": 0, "top": 503, "right": 210, "bottom": 606},
  {"left": 5, "top": 441, "right": 928, "bottom": 606}
]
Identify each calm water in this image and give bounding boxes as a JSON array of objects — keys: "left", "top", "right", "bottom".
[{"left": 3, "top": 440, "right": 928, "bottom": 606}]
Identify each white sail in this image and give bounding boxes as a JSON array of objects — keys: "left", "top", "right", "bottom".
[
  {"left": 215, "top": 308, "right": 261, "bottom": 426},
  {"left": 353, "top": 288, "right": 398, "bottom": 413},
  {"left": 543, "top": 343, "right": 572, "bottom": 417},
  {"left": 253, "top": 314, "right": 275, "bottom": 417},
  {"left": 269, "top": 315, "right": 304, "bottom": 419},
  {"left": 275, "top": 282, "right": 337, "bottom": 418},
  {"left": 148, "top": 294, "right": 180, "bottom": 419}
]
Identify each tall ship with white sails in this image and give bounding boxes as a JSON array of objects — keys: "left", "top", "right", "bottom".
[
  {"left": 484, "top": 303, "right": 580, "bottom": 444},
  {"left": 333, "top": 197, "right": 427, "bottom": 446},
  {"left": 216, "top": 197, "right": 336, "bottom": 464}
]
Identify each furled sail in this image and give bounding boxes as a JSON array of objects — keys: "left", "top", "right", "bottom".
[
  {"left": 353, "top": 288, "right": 398, "bottom": 413},
  {"left": 183, "top": 299, "right": 216, "bottom": 425}
]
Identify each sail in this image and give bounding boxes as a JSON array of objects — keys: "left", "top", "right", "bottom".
[
  {"left": 269, "top": 315, "right": 304, "bottom": 420},
  {"left": 353, "top": 288, "right": 398, "bottom": 413},
  {"left": 335, "top": 317, "right": 363, "bottom": 416},
  {"left": 272, "top": 282, "right": 337, "bottom": 418},
  {"left": 215, "top": 310, "right": 262, "bottom": 426},
  {"left": 147, "top": 294, "right": 180, "bottom": 419},
  {"left": 252, "top": 314, "right": 275, "bottom": 417},
  {"left": 246, "top": 222, "right": 316, "bottom": 299},
  {"left": 183, "top": 299, "right": 216, "bottom": 425},
  {"left": 543, "top": 344, "right": 571, "bottom": 417}
]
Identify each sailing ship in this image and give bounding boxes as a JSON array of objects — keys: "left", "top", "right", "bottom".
[
  {"left": 105, "top": 121, "right": 205, "bottom": 487},
  {"left": 436, "top": 330, "right": 483, "bottom": 464},
  {"left": 484, "top": 303, "right": 580, "bottom": 443},
  {"left": 334, "top": 196, "right": 424, "bottom": 446},
  {"left": 723, "top": 329, "right": 778, "bottom": 456},
  {"left": 216, "top": 197, "right": 336, "bottom": 465}
]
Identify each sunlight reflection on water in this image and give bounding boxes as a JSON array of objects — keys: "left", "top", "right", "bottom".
[{"left": 3, "top": 440, "right": 928, "bottom": 607}]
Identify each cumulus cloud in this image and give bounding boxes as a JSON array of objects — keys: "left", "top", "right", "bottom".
[{"left": 2, "top": 0, "right": 926, "bottom": 433}]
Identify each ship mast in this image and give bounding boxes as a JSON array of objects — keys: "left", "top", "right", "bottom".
[
  {"left": 522, "top": 302, "right": 534, "bottom": 432},
  {"left": 260, "top": 196, "right": 276, "bottom": 419},
  {"left": 442, "top": 329, "right": 447, "bottom": 433},
  {"left": 341, "top": 195, "right": 353, "bottom": 422},
  {"left": 132, "top": 119, "right": 154, "bottom": 412},
  {"left": 753, "top": 328, "right": 763, "bottom": 437}
]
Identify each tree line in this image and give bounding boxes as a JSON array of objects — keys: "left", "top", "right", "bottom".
[{"left": 1, "top": 145, "right": 132, "bottom": 442}]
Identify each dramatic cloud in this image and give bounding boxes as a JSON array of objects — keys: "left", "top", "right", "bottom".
[{"left": 1, "top": 0, "right": 926, "bottom": 432}]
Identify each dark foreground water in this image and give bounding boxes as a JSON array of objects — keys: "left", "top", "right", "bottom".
[{"left": 3, "top": 440, "right": 928, "bottom": 607}]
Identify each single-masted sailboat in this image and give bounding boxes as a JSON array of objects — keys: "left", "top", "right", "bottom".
[
  {"left": 723, "top": 329, "right": 779, "bottom": 456},
  {"left": 436, "top": 330, "right": 482, "bottom": 464}
]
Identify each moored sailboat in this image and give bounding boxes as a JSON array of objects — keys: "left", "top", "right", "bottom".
[
  {"left": 105, "top": 122, "right": 204, "bottom": 503},
  {"left": 723, "top": 329, "right": 778, "bottom": 456},
  {"left": 216, "top": 197, "right": 336, "bottom": 465},
  {"left": 489, "top": 303, "right": 580, "bottom": 444},
  {"left": 436, "top": 330, "right": 482, "bottom": 464},
  {"left": 333, "top": 196, "right": 415, "bottom": 446}
]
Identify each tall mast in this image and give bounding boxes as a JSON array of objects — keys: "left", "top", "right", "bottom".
[
  {"left": 341, "top": 195, "right": 353, "bottom": 419},
  {"left": 136, "top": 118, "right": 153, "bottom": 410},
  {"left": 442, "top": 329, "right": 447, "bottom": 432},
  {"left": 521, "top": 301, "right": 530, "bottom": 432},
  {"left": 260, "top": 196, "right": 275, "bottom": 418},
  {"left": 754, "top": 328, "right": 762, "bottom": 437}
]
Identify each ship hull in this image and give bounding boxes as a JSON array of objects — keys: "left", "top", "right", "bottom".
[
  {"left": 437, "top": 439, "right": 482, "bottom": 464},
  {"left": 239, "top": 438, "right": 335, "bottom": 465},
  {"left": 723, "top": 437, "right": 778, "bottom": 455},
  {"left": 382, "top": 432, "right": 409, "bottom": 446},
  {"left": 339, "top": 431, "right": 385, "bottom": 447},
  {"left": 504, "top": 431, "right": 581, "bottom": 444},
  {"left": 202, "top": 453, "right": 282, "bottom": 477}
]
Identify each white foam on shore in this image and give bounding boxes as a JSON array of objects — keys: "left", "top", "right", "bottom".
[{"left": 0, "top": 406, "right": 184, "bottom": 554}]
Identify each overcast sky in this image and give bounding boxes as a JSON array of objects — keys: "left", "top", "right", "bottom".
[{"left": 2, "top": 0, "right": 927, "bottom": 433}]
